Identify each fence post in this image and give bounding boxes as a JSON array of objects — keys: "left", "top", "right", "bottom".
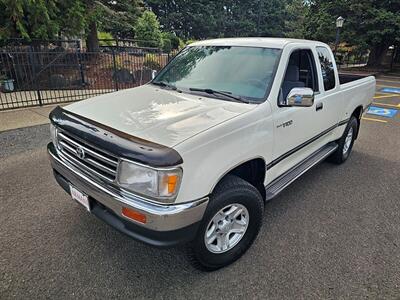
[
  {"left": 30, "top": 45, "right": 43, "bottom": 106},
  {"left": 36, "top": 89, "right": 42, "bottom": 106},
  {"left": 111, "top": 48, "right": 119, "bottom": 91},
  {"left": 76, "top": 41, "right": 86, "bottom": 86}
]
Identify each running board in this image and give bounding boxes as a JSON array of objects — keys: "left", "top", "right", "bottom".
[{"left": 265, "top": 142, "right": 338, "bottom": 201}]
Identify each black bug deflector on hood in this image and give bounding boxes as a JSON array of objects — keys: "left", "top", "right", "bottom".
[{"left": 49, "top": 106, "right": 183, "bottom": 167}]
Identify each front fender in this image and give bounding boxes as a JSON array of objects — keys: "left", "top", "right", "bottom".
[{"left": 174, "top": 105, "right": 273, "bottom": 203}]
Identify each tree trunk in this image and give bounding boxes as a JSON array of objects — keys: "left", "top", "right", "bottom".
[
  {"left": 367, "top": 43, "right": 389, "bottom": 67},
  {"left": 86, "top": 21, "right": 99, "bottom": 52}
]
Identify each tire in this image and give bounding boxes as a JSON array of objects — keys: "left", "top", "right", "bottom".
[
  {"left": 328, "top": 116, "right": 358, "bottom": 164},
  {"left": 187, "top": 175, "right": 264, "bottom": 271}
]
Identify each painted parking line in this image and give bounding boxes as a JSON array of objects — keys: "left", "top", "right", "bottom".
[
  {"left": 367, "top": 106, "right": 398, "bottom": 118},
  {"left": 373, "top": 102, "right": 400, "bottom": 108},
  {"left": 361, "top": 117, "right": 388, "bottom": 123},
  {"left": 373, "top": 94, "right": 398, "bottom": 99},
  {"left": 376, "top": 79, "right": 400, "bottom": 84},
  {"left": 376, "top": 84, "right": 400, "bottom": 89}
]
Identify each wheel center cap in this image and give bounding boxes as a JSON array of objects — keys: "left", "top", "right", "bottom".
[{"left": 219, "top": 220, "right": 232, "bottom": 233}]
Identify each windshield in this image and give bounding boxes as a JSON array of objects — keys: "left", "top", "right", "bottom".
[{"left": 153, "top": 46, "right": 281, "bottom": 102}]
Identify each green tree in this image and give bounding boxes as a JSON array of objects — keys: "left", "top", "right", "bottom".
[
  {"left": 284, "top": 0, "right": 308, "bottom": 39},
  {"left": 145, "top": 0, "right": 287, "bottom": 39},
  {"left": 0, "top": 0, "right": 60, "bottom": 40},
  {"left": 134, "top": 10, "right": 162, "bottom": 48},
  {"left": 83, "top": 0, "right": 143, "bottom": 52},
  {"left": 0, "top": 0, "right": 143, "bottom": 51},
  {"left": 95, "top": 0, "right": 143, "bottom": 39},
  {"left": 304, "top": 0, "right": 400, "bottom": 66},
  {"left": 161, "top": 32, "right": 172, "bottom": 52}
]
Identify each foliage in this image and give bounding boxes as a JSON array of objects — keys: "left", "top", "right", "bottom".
[
  {"left": 1, "top": 0, "right": 399, "bottom": 66},
  {"left": 0, "top": 0, "right": 60, "bottom": 40},
  {"left": 0, "top": 0, "right": 143, "bottom": 49},
  {"left": 98, "top": 32, "right": 114, "bottom": 46},
  {"left": 185, "top": 39, "right": 198, "bottom": 45},
  {"left": 303, "top": 0, "right": 400, "bottom": 65},
  {"left": 160, "top": 32, "right": 182, "bottom": 52},
  {"left": 135, "top": 10, "right": 162, "bottom": 48},
  {"left": 284, "top": 0, "right": 308, "bottom": 39},
  {"left": 145, "top": 0, "right": 286, "bottom": 39},
  {"left": 57, "top": 0, "right": 86, "bottom": 38},
  {"left": 161, "top": 32, "right": 172, "bottom": 53},
  {"left": 94, "top": 0, "right": 143, "bottom": 39},
  {"left": 143, "top": 53, "right": 161, "bottom": 70}
]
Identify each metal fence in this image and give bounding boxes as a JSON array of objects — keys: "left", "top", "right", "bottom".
[
  {"left": 335, "top": 51, "right": 369, "bottom": 69},
  {"left": 0, "top": 40, "right": 176, "bottom": 110}
]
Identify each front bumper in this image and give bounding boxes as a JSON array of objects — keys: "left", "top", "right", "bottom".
[{"left": 48, "top": 143, "right": 208, "bottom": 247}]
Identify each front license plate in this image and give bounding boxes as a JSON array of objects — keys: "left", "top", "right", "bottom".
[{"left": 70, "top": 185, "right": 90, "bottom": 211}]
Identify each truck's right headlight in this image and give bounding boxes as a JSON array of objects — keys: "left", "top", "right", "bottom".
[{"left": 117, "top": 160, "right": 182, "bottom": 202}]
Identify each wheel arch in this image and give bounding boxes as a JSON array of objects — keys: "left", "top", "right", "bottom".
[
  {"left": 351, "top": 106, "right": 363, "bottom": 139},
  {"left": 211, "top": 157, "right": 266, "bottom": 201}
]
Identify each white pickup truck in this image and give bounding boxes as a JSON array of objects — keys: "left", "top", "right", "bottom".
[{"left": 48, "top": 38, "right": 375, "bottom": 270}]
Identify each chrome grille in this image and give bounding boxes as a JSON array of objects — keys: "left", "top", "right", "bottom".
[{"left": 56, "top": 130, "right": 119, "bottom": 182}]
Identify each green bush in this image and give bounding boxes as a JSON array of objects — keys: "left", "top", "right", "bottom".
[
  {"left": 161, "top": 32, "right": 182, "bottom": 52},
  {"left": 161, "top": 32, "right": 172, "bottom": 53},
  {"left": 98, "top": 32, "right": 115, "bottom": 46},
  {"left": 178, "top": 38, "right": 186, "bottom": 49},
  {"left": 135, "top": 11, "right": 162, "bottom": 48},
  {"left": 185, "top": 39, "right": 197, "bottom": 46}
]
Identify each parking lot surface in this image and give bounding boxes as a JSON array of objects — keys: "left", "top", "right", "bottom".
[{"left": 1, "top": 84, "right": 400, "bottom": 299}]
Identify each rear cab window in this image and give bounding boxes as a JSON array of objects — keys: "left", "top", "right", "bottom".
[{"left": 316, "top": 47, "right": 336, "bottom": 91}]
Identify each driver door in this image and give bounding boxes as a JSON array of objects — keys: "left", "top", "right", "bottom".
[{"left": 269, "top": 48, "right": 325, "bottom": 181}]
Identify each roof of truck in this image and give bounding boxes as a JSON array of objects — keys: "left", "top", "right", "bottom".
[{"left": 189, "top": 37, "right": 326, "bottom": 49}]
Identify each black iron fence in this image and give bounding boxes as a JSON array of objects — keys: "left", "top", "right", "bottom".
[
  {"left": 335, "top": 51, "right": 369, "bottom": 69},
  {"left": 0, "top": 40, "right": 177, "bottom": 110}
]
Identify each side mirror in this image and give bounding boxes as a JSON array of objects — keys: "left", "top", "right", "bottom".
[
  {"left": 285, "top": 87, "right": 314, "bottom": 107},
  {"left": 151, "top": 70, "right": 158, "bottom": 79}
]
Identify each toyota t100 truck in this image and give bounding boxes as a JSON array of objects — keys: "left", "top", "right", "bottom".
[{"left": 48, "top": 38, "right": 375, "bottom": 271}]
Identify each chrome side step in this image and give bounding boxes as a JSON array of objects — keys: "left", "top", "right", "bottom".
[{"left": 265, "top": 142, "right": 338, "bottom": 201}]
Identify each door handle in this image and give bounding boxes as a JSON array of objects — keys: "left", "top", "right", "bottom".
[{"left": 316, "top": 102, "right": 323, "bottom": 111}]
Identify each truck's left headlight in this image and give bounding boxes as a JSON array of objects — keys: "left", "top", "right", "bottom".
[{"left": 117, "top": 160, "right": 182, "bottom": 202}]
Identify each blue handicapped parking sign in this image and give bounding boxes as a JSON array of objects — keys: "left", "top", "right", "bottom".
[{"left": 367, "top": 106, "right": 398, "bottom": 118}]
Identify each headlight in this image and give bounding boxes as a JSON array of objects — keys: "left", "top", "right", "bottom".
[
  {"left": 117, "top": 160, "right": 182, "bottom": 202},
  {"left": 50, "top": 123, "right": 58, "bottom": 147}
]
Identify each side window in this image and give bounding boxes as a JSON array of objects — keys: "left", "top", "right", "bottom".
[
  {"left": 279, "top": 49, "right": 318, "bottom": 104},
  {"left": 316, "top": 47, "right": 336, "bottom": 91}
]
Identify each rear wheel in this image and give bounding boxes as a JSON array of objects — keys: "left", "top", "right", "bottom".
[
  {"left": 328, "top": 116, "right": 358, "bottom": 164},
  {"left": 187, "top": 175, "right": 264, "bottom": 271}
]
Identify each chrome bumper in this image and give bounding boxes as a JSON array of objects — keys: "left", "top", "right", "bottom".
[{"left": 48, "top": 143, "right": 208, "bottom": 236}]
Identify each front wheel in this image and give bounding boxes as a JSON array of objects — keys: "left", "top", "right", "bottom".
[
  {"left": 328, "top": 116, "right": 358, "bottom": 164},
  {"left": 187, "top": 175, "right": 264, "bottom": 271}
]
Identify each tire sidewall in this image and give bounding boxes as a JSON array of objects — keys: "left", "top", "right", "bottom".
[
  {"left": 192, "top": 182, "right": 263, "bottom": 269},
  {"left": 341, "top": 117, "right": 358, "bottom": 161}
]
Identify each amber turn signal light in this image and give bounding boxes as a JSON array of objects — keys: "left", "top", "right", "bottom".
[{"left": 122, "top": 207, "right": 147, "bottom": 224}]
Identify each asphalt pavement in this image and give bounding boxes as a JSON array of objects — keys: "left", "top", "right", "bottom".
[{"left": 1, "top": 91, "right": 400, "bottom": 299}]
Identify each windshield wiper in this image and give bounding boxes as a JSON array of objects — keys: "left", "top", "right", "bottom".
[
  {"left": 189, "top": 88, "right": 249, "bottom": 103},
  {"left": 152, "top": 81, "right": 179, "bottom": 91}
]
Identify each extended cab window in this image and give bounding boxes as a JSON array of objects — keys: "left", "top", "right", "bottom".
[
  {"left": 316, "top": 47, "right": 336, "bottom": 91},
  {"left": 279, "top": 49, "right": 318, "bottom": 103}
]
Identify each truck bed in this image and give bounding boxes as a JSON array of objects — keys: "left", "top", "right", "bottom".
[{"left": 338, "top": 73, "right": 368, "bottom": 85}]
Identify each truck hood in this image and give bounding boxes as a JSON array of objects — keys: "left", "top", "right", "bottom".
[{"left": 64, "top": 85, "right": 254, "bottom": 147}]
